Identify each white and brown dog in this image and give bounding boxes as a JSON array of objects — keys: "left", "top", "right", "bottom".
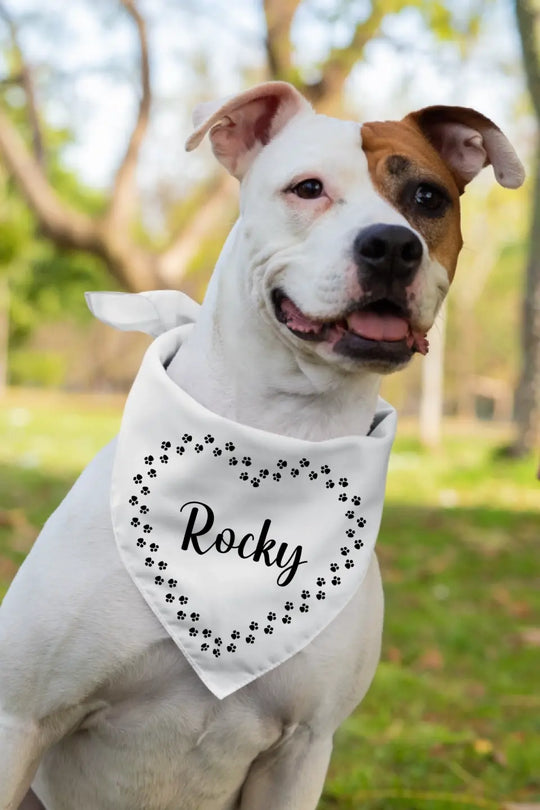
[{"left": 0, "top": 82, "right": 523, "bottom": 810}]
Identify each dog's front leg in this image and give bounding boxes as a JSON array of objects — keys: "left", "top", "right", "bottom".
[
  {"left": 239, "top": 727, "right": 333, "bottom": 810},
  {"left": 0, "top": 713, "right": 46, "bottom": 810}
]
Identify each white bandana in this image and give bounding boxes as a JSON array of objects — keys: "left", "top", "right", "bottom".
[{"left": 87, "top": 291, "right": 397, "bottom": 699}]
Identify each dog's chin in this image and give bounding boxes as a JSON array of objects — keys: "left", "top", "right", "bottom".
[{"left": 271, "top": 290, "right": 429, "bottom": 373}]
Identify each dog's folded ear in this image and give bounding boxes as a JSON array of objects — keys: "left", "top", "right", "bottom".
[
  {"left": 185, "top": 81, "right": 312, "bottom": 179},
  {"left": 404, "top": 106, "right": 525, "bottom": 193}
]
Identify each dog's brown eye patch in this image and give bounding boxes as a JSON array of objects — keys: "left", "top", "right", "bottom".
[
  {"left": 405, "top": 181, "right": 451, "bottom": 219},
  {"left": 386, "top": 155, "right": 411, "bottom": 175}
]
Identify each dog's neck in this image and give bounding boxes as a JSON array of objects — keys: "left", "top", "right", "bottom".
[{"left": 167, "top": 224, "right": 381, "bottom": 442}]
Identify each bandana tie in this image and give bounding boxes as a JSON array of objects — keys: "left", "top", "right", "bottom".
[{"left": 87, "top": 291, "right": 397, "bottom": 699}]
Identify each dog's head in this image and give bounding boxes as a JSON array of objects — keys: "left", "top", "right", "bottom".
[{"left": 187, "top": 82, "right": 524, "bottom": 374}]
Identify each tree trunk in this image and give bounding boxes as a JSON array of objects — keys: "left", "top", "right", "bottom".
[
  {"left": 513, "top": 143, "right": 540, "bottom": 453},
  {"left": 512, "top": 0, "right": 540, "bottom": 455},
  {"left": 419, "top": 301, "right": 447, "bottom": 448}
]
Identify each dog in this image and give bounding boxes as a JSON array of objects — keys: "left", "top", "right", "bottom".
[{"left": 0, "top": 81, "right": 523, "bottom": 810}]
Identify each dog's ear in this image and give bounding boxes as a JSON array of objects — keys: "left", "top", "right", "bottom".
[
  {"left": 404, "top": 106, "right": 525, "bottom": 193},
  {"left": 185, "top": 81, "right": 312, "bottom": 179}
]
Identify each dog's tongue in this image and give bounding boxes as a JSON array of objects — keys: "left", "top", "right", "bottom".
[{"left": 346, "top": 310, "right": 409, "bottom": 342}]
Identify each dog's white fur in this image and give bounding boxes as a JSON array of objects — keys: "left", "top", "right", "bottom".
[{"left": 0, "top": 83, "right": 523, "bottom": 810}]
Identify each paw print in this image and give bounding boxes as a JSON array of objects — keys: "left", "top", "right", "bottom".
[
  {"left": 325, "top": 480, "right": 335, "bottom": 489},
  {"left": 309, "top": 471, "right": 318, "bottom": 480},
  {"left": 339, "top": 477, "right": 348, "bottom": 487},
  {"left": 225, "top": 442, "right": 235, "bottom": 451},
  {"left": 345, "top": 559, "right": 355, "bottom": 569},
  {"left": 340, "top": 546, "right": 350, "bottom": 556},
  {"left": 338, "top": 493, "right": 347, "bottom": 502},
  {"left": 332, "top": 576, "right": 341, "bottom": 585},
  {"left": 330, "top": 563, "right": 339, "bottom": 572},
  {"left": 149, "top": 542, "right": 159, "bottom": 551},
  {"left": 277, "top": 459, "right": 287, "bottom": 469},
  {"left": 290, "top": 468, "right": 299, "bottom": 478},
  {"left": 282, "top": 615, "right": 292, "bottom": 624},
  {"left": 141, "top": 486, "right": 150, "bottom": 495},
  {"left": 176, "top": 445, "right": 185, "bottom": 455},
  {"left": 136, "top": 538, "right": 146, "bottom": 548},
  {"left": 264, "top": 625, "right": 274, "bottom": 634},
  {"left": 242, "top": 456, "right": 252, "bottom": 466},
  {"left": 346, "top": 529, "right": 355, "bottom": 538},
  {"left": 159, "top": 455, "right": 169, "bottom": 463},
  {"left": 316, "top": 591, "right": 326, "bottom": 600},
  {"left": 190, "top": 612, "right": 200, "bottom": 621},
  {"left": 143, "top": 524, "right": 152, "bottom": 534},
  {"left": 168, "top": 578, "right": 177, "bottom": 588},
  {"left": 246, "top": 634, "right": 255, "bottom": 644},
  {"left": 131, "top": 517, "right": 140, "bottom": 527},
  {"left": 227, "top": 643, "right": 237, "bottom": 652},
  {"left": 357, "top": 517, "right": 366, "bottom": 528},
  {"left": 320, "top": 464, "right": 331, "bottom": 474},
  {"left": 354, "top": 539, "right": 364, "bottom": 549},
  {"left": 189, "top": 627, "right": 198, "bottom": 637},
  {"left": 250, "top": 477, "right": 260, "bottom": 488},
  {"left": 239, "top": 472, "right": 249, "bottom": 481},
  {"left": 177, "top": 610, "right": 186, "bottom": 620},
  {"left": 154, "top": 575, "right": 164, "bottom": 585},
  {"left": 129, "top": 495, "right": 138, "bottom": 505},
  {"left": 204, "top": 434, "right": 214, "bottom": 444},
  {"left": 267, "top": 611, "right": 276, "bottom": 621},
  {"left": 284, "top": 601, "right": 294, "bottom": 611},
  {"left": 133, "top": 474, "right": 143, "bottom": 484},
  {"left": 345, "top": 510, "right": 354, "bottom": 519},
  {"left": 213, "top": 448, "right": 222, "bottom": 457},
  {"left": 201, "top": 643, "right": 209, "bottom": 651},
  {"left": 299, "top": 604, "right": 309, "bottom": 613},
  {"left": 316, "top": 577, "right": 326, "bottom": 586},
  {"left": 158, "top": 561, "right": 167, "bottom": 570},
  {"left": 161, "top": 441, "right": 171, "bottom": 451},
  {"left": 178, "top": 595, "right": 189, "bottom": 605},
  {"left": 259, "top": 469, "right": 269, "bottom": 479},
  {"left": 165, "top": 593, "right": 175, "bottom": 603},
  {"left": 249, "top": 621, "right": 259, "bottom": 631},
  {"left": 144, "top": 455, "right": 154, "bottom": 465},
  {"left": 214, "top": 637, "right": 222, "bottom": 647},
  {"left": 212, "top": 648, "right": 221, "bottom": 658},
  {"left": 301, "top": 590, "right": 310, "bottom": 599},
  {"left": 203, "top": 629, "right": 212, "bottom": 638},
  {"left": 182, "top": 434, "right": 192, "bottom": 443},
  {"left": 139, "top": 505, "right": 149, "bottom": 514},
  {"left": 145, "top": 558, "right": 154, "bottom": 567},
  {"left": 299, "top": 458, "right": 310, "bottom": 468},
  {"left": 230, "top": 630, "right": 240, "bottom": 640},
  {"left": 273, "top": 472, "right": 281, "bottom": 481},
  {"left": 148, "top": 469, "right": 157, "bottom": 478},
  {"left": 352, "top": 495, "right": 361, "bottom": 506},
  {"left": 194, "top": 444, "right": 204, "bottom": 453},
  {"left": 229, "top": 457, "right": 238, "bottom": 466}
]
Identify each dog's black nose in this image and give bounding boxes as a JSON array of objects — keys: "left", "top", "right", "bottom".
[{"left": 353, "top": 224, "right": 423, "bottom": 284}]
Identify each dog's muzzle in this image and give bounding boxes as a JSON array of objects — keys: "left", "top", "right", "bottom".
[{"left": 353, "top": 223, "right": 423, "bottom": 287}]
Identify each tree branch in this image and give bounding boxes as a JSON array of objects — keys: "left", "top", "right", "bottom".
[
  {"left": 105, "top": 0, "right": 152, "bottom": 230},
  {"left": 263, "top": 0, "right": 303, "bottom": 80},
  {"left": 515, "top": 0, "right": 540, "bottom": 119},
  {"left": 0, "top": 1, "right": 45, "bottom": 166}
]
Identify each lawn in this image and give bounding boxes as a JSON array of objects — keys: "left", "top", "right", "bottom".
[{"left": 0, "top": 389, "right": 538, "bottom": 809}]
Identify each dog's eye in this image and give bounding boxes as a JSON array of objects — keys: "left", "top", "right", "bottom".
[
  {"left": 291, "top": 179, "right": 324, "bottom": 199},
  {"left": 413, "top": 183, "right": 449, "bottom": 215}
]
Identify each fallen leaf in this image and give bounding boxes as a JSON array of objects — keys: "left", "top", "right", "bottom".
[
  {"left": 473, "top": 738, "right": 494, "bottom": 756},
  {"left": 517, "top": 627, "right": 540, "bottom": 647},
  {"left": 417, "top": 647, "right": 444, "bottom": 670},
  {"left": 503, "top": 804, "right": 540, "bottom": 810}
]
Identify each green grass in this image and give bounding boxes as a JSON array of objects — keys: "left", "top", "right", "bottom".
[{"left": 1, "top": 390, "right": 538, "bottom": 809}]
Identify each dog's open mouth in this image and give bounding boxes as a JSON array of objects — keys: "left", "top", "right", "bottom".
[{"left": 272, "top": 291, "right": 429, "bottom": 363}]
